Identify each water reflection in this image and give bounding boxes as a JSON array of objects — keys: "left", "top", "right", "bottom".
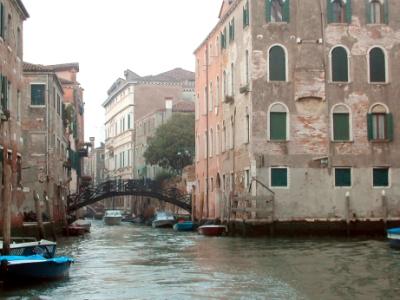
[{"left": 1, "top": 221, "right": 399, "bottom": 299}]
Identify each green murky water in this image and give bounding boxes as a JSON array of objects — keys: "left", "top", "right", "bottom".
[{"left": 1, "top": 221, "right": 399, "bottom": 299}]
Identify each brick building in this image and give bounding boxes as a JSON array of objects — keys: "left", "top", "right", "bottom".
[
  {"left": 195, "top": 0, "right": 400, "bottom": 233},
  {"left": 0, "top": 0, "right": 29, "bottom": 229}
]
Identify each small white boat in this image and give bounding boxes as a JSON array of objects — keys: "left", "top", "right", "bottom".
[
  {"left": 103, "top": 210, "right": 123, "bottom": 225},
  {"left": 71, "top": 219, "right": 91, "bottom": 232},
  {"left": 152, "top": 211, "right": 176, "bottom": 228}
]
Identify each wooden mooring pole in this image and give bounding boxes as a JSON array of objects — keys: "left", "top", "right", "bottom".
[
  {"left": 382, "top": 190, "right": 388, "bottom": 234},
  {"left": 345, "top": 192, "right": 351, "bottom": 237},
  {"left": 33, "top": 191, "right": 45, "bottom": 240},
  {"left": 44, "top": 192, "right": 56, "bottom": 241},
  {"left": 1, "top": 162, "right": 12, "bottom": 255}
]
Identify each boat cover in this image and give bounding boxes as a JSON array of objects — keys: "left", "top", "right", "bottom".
[
  {"left": 0, "top": 255, "right": 73, "bottom": 264},
  {"left": 387, "top": 228, "right": 400, "bottom": 234}
]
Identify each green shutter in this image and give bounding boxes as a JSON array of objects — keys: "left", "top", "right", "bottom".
[
  {"left": 369, "top": 48, "right": 386, "bottom": 82},
  {"left": 0, "top": 3, "right": 4, "bottom": 38},
  {"left": 327, "top": 0, "right": 333, "bottom": 23},
  {"left": 270, "top": 112, "right": 287, "bottom": 140},
  {"left": 0, "top": 147, "right": 3, "bottom": 162},
  {"left": 333, "top": 113, "right": 350, "bottom": 141},
  {"left": 335, "top": 168, "right": 351, "bottom": 187},
  {"left": 265, "top": 0, "right": 271, "bottom": 22},
  {"left": 332, "top": 47, "right": 349, "bottom": 82},
  {"left": 384, "top": 0, "right": 389, "bottom": 24},
  {"left": 269, "top": 46, "right": 286, "bottom": 81},
  {"left": 365, "top": 0, "right": 371, "bottom": 24},
  {"left": 283, "top": 0, "right": 290, "bottom": 22},
  {"left": 31, "top": 84, "right": 45, "bottom": 105},
  {"left": 271, "top": 168, "right": 288, "bottom": 187},
  {"left": 1, "top": 75, "right": 7, "bottom": 109},
  {"left": 346, "top": 0, "right": 352, "bottom": 23},
  {"left": 386, "top": 113, "right": 393, "bottom": 141},
  {"left": 367, "top": 113, "right": 373, "bottom": 140},
  {"left": 373, "top": 168, "right": 389, "bottom": 187}
]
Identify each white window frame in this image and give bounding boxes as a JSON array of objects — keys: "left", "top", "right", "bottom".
[
  {"left": 330, "top": 103, "right": 353, "bottom": 141},
  {"left": 367, "top": 45, "right": 389, "bottom": 84},
  {"left": 329, "top": 45, "right": 351, "bottom": 83},
  {"left": 372, "top": 167, "right": 391, "bottom": 189},
  {"left": 267, "top": 43, "right": 289, "bottom": 82},
  {"left": 267, "top": 102, "right": 290, "bottom": 141},
  {"left": 334, "top": 167, "right": 352, "bottom": 188},
  {"left": 269, "top": 166, "right": 290, "bottom": 189}
]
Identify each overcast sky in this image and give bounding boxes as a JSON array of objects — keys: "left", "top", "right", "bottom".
[{"left": 23, "top": 0, "right": 221, "bottom": 146}]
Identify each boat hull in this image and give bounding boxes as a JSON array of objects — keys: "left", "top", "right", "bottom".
[
  {"left": 0, "top": 255, "right": 73, "bottom": 282},
  {"left": 173, "top": 221, "right": 194, "bottom": 231},
  {"left": 152, "top": 220, "right": 176, "bottom": 228},
  {"left": 104, "top": 216, "right": 122, "bottom": 226},
  {"left": 387, "top": 228, "right": 400, "bottom": 249},
  {"left": 198, "top": 225, "right": 227, "bottom": 236}
]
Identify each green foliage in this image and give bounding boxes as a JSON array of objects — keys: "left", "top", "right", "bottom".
[
  {"left": 154, "top": 170, "right": 175, "bottom": 184},
  {"left": 144, "top": 113, "right": 194, "bottom": 173}
]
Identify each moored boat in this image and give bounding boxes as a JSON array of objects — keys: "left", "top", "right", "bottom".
[
  {"left": 387, "top": 227, "right": 400, "bottom": 249},
  {"left": 104, "top": 210, "right": 123, "bottom": 225},
  {"left": 0, "top": 254, "right": 73, "bottom": 282},
  {"left": 0, "top": 239, "right": 56, "bottom": 258},
  {"left": 198, "top": 225, "right": 227, "bottom": 236},
  {"left": 71, "top": 219, "right": 91, "bottom": 232},
  {"left": 152, "top": 211, "right": 176, "bottom": 228},
  {"left": 173, "top": 221, "right": 195, "bottom": 231}
]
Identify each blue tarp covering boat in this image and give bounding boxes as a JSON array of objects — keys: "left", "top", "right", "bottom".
[
  {"left": 173, "top": 221, "right": 195, "bottom": 231},
  {"left": 387, "top": 227, "right": 400, "bottom": 249},
  {"left": 0, "top": 254, "right": 73, "bottom": 281}
]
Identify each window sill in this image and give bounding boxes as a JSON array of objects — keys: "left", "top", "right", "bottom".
[
  {"left": 328, "top": 81, "right": 351, "bottom": 86},
  {"left": 266, "top": 21, "right": 288, "bottom": 25},
  {"left": 368, "top": 82, "right": 390, "bottom": 86},
  {"left": 30, "top": 105, "right": 46, "bottom": 108},
  {"left": 270, "top": 186, "right": 289, "bottom": 190},
  {"left": 370, "top": 139, "right": 391, "bottom": 143},
  {"left": 327, "top": 22, "right": 350, "bottom": 26},
  {"left": 268, "top": 140, "right": 289, "bottom": 143},
  {"left": 331, "top": 140, "right": 353, "bottom": 143}
]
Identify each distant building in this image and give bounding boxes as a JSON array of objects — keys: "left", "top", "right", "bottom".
[
  {"left": 22, "top": 62, "right": 69, "bottom": 224},
  {"left": 134, "top": 100, "right": 195, "bottom": 179},
  {"left": 0, "top": 0, "right": 29, "bottom": 229},
  {"left": 102, "top": 68, "right": 195, "bottom": 211},
  {"left": 195, "top": 0, "right": 400, "bottom": 232},
  {"left": 84, "top": 137, "right": 105, "bottom": 185}
]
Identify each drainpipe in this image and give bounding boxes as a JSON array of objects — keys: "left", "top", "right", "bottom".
[{"left": 206, "top": 43, "right": 210, "bottom": 220}]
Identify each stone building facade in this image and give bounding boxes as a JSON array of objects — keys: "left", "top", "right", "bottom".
[
  {"left": 0, "top": 0, "right": 29, "bottom": 229},
  {"left": 195, "top": 0, "right": 400, "bottom": 233},
  {"left": 103, "top": 68, "right": 194, "bottom": 211},
  {"left": 22, "top": 62, "right": 69, "bottom": 225}
]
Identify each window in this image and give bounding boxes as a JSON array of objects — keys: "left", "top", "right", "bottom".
[
  {"left": 367, "top": 0, "right": 388, "bottom": 24},
  {"left": 266, "top": 0, "right": 290, "bottom": 23},
  {"left": 204, "top": 131, "right": 207, "bottom": 159},
  {"left": 31, "top": 84, "right": 45, "bottom": 106},
  {"left": 0, "top": 74, "right": 8, "bottom": 110},
  {"left": 209, "top": 82, "right": 213, "bottom": 111},
  {"left": 209, "top": 129, "right": 213, "bottom": 157},
  {"left": 223, "top": 121, "right": 227, "bottom": 152},
  {"left": 331, "top": 46, "right": 349, "bottom": 82},
  {"left": 245, "top": 169, "right": 250, "bottom": 189},
  {"left": 268, "top": 45, "right": 287, "bottom": 81},
  {"left": 216, "top": 76, "right": 220, "bottom": 107},
  {"left": 335, "top": 168, "right": 351, "bottom": 187},
  {"left": 270, "top": 167, "right": 288, "bottom": 187},
  {"left": 332, "top": 104, "right": 350, "bottom": 141},
  {"left": 369, "top": 47, "right": 387, "bottom": 83},
  {"left": 223, "top": 71, "right": 227, "bottom": 96},
  {"left": 16, "top": 90, "right": 21, "bottom": 122},
  {"left": 245, "top": 50, "right": 250, "bottom": 85},
  {"left": 220, "top": 27, "right": 227, "bottom": 50},
  {"left": 229, "top": 18, "right": 235, "bottom": 43},
  {"left": 203, "top": 86, "right": 207, "bottom": 114},
  {"left": 216, "top": 125, "right": 220, "bottom": 155},
  {"left": 243, "top": 1, "right": 250, "bottom": 28},
  {"left": 57, "top": 94, "right": 61, "bottom": 115},
  {"left": 367, "top": 104, "right": 393, "bottom": 141},
  {"left": 373, "top": 167, "right": 389, "bottom": 187},
  {"left": 127, "top": 114, "right": 131, "bottom": 129},
  {"left": 269, "top": 103, "right": 288, "bottom": 140},
  {"left": 327, "top": 0, "right": 351, "bottom": 24},
  {"left": 0, "top": 2, "right": 4, "bottom": 38},
  {"left": 231, "top": 63, "right": 235, "bottom": 96}
]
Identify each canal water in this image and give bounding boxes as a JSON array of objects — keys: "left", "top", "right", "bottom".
[{"left": 1, "top": 220, "right": 399, "bottom": 300}]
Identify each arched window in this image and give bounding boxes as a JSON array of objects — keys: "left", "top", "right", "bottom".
[
  {"left": 209, "top": 82, "right": 213, "bottom": 111},
  {"left": 269, "top": 103, "right": 289, "bottom": 140},
  {"left": 369, "top": 47, "right": 387, "bottom": 83},
  {"left": 332, "top": 104, "right": 351, "bottom": 141},
  {"left": 327, "top": 0, "right": 351, "bottom": 24},
  {"left": 367, "top": 0, "right": 388, "bottom": 24},
  {"left": 331, "top": 46, "right": 349, "bottom": 82},
  {"left": 268, "top": 45, "right": 287, "bottom": 81},
  {"left": 209, "top": 128, "right": 214, "bottom": 157},
  {"left": 367, "top": 104, "right": 393, "bottom": 141},
  {"left": 266, "top": 0, "right": 290, "bottom": 23}
]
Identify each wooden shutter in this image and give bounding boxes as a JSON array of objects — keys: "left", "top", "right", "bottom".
[
  {"left": 0, "top": 2, "right": 4, "bottom": 38},
  {"left": 283, "top": 0, "right": 290, "bottom": 22},
  {"left": 1, "top": 75, "right": 7, "bottom": 109},
  {"left": 367, "top": 113, "right": 373, "bottom": 140},
  {"left": 373, "top": 168, "right": 389, "bottom": 187},
  {"left": 265, "top": 0, "right": 271, "bottom": 22},
  {"left": 270, "top": 112, "right": 286, "bottom": 140},
  {"left": 365, "top": 0, "right": 371, "bottom": 24},
  {"left": 333, "top": 113, "right": 350, "bottom": 140},
  {"left": 271, "top": 168, "right": 288, "bottom": 187},
  {"left": 335, "top": 168, "right": 351, "bottom": 187},
  {"left": 269, "top": 46, "right": 286, "bottom": 81},
  {"left": 327, "top": 0, "right": 334, "bottom": 23},
  {"left": 384, "top": 0, "right": 389, "bottom": 24},
  {"left": 369, "top": 48, "right": 386, "bottom": 82},
  {"left": 332, "top": 47, "right": 349, "bottom": 82},
  {"left": 346, "top": 0, "right": 352, "bottom": 23},
  {"left": 386, "top": 112, "right": 393, "bottom": 141}
]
